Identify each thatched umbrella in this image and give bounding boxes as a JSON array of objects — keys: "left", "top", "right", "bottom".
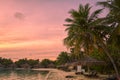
[
  {"left": 69, "top": 56, "right": 105, "bottom": 66},
  {"left": 67, "top": 56, "right": 105, "bottom": 72},
  {"left": 79, "top": 56, "right": 105, "bottom": 72},
  {"left": 79, "top": 56, "right": 105, "bottom": 66}
]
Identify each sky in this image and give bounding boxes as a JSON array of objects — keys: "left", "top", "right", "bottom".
[{"left": 0, "top": 0, "right": 106, "bottom": 61}]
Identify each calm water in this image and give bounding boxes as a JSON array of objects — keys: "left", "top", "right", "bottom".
[{"left": 0, "top": 69, "right": 48, "bottom": 80}]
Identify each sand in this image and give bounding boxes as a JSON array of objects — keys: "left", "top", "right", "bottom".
[{"left": 33, "top": 68, "right": 103, "bottom": 80}]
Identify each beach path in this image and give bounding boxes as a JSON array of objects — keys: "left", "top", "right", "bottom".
[{"left": 33, "top": 68, "right": 75, "bottom": 80}]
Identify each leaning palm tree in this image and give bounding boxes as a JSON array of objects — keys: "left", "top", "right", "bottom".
[
  {"left": 64, "top": 3, "right": 119, "bottom": 78},
  {"left": 98, "top": 0, "right": 120, "bottom": 48},
  {"left": 98, "top": 0, "right": 120, "bottom": 78}
]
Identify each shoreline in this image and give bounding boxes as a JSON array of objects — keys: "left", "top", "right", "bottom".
[
  {"left": 32, "top": 68, "right": 107, "bottom": 80},
  {"left": 33, "top": 68, "right": 72, "bottom": 80},
  {"left": 0, "top": 68, "right": 107, "bottom": 80}
]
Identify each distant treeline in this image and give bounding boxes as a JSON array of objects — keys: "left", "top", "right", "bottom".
[
  {"left": 0, "top": 50, "right": 120, "bottom": 74},
  {"left": 0, "top": 57, "right": 56, "bottom": 69},
  {"left": 0, "top": 51, "right": 77, "bottom": 69},
  {"left": 0, "top": 51, "right": 81, "bottom": 69}
]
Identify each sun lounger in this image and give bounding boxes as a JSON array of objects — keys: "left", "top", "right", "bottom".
[{"left": 84, "top": 71, "right": 98, "bottom": 77}]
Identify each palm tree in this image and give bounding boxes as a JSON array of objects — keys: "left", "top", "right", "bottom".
[
  {"left": 64, "top": 4, "right": 111, "bottom": 56},
  {"left": 98, "top": 0, "right": 120, "bottom": 48},
  {"left": 64, "top": 3, "right": 119, "bottom": 78},
  {"left": 98, "top": 0, "right": 120, "bottom": 78},
  {"left": 64, "top": 4, "right": 104, "bottom": 55}
]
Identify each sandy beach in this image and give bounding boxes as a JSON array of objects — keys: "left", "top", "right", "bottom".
[{"left": 33, "top": 68, "right": 103, "bottom": 80}]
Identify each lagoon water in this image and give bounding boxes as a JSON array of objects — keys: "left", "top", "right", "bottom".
[{"left": 0, "top": 69, "right": 48, "bottom": 80}]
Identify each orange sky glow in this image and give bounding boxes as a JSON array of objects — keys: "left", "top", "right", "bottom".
[{"left": 0, "top": 0, "right": 106, "bottom": 61}]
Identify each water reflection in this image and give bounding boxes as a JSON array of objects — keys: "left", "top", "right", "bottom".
[{"left": 0, "top": 69, "right": 48, "bottom": 80}]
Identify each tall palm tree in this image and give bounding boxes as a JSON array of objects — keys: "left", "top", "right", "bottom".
[
  {"left": 64, "top": 4, "right": 104, "bottom": 55},
  {"left": 64, "top": 3, "right": 119, "bottom": 79},
  {"left": 64, "top": 4, "right": 112, "bottom": 56},
  {"left": 98, "top": 0, "right": 120, "bottom": 78},
  {"left": 98, "top": 0, "right": 120, "bottom": 48}
]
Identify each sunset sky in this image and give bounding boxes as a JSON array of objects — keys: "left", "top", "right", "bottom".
[{"left": 0, "top": 0, "right": 106, "bottom": 61}]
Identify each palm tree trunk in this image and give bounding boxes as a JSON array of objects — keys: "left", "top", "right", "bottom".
[{"left": 100, "top": 42, "right": 119, "bottom": 80}]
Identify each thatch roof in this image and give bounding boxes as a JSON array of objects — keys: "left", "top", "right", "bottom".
[
  {"left": 66, "top": 56, "right": 105, "bottom": 66},
  {"left": 79, "top": 56, "right": 105, "bottom": 66}
]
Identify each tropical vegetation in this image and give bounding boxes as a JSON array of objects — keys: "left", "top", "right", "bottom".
[
  {"left": 0, "top": 0, "right": 120, "bottom": 79},
  {"left": 0, "top": 58, "right": 56, "bottom": 69},
  {"left": 63, "top": 0, "right": 120, "bottom": 79}
]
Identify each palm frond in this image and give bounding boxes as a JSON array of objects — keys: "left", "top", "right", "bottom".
[
  {"left": 69, "top": 9, "right": 80, "bottom": 19},
  {"left": 97, "top": 1, "right": 120, "bottom": 11},
  {"left": 89, "top": 8, "right": 104, "bottom": 22},
  {"left": 65, "top": 18, "right": 74, "bottom": 22}
]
